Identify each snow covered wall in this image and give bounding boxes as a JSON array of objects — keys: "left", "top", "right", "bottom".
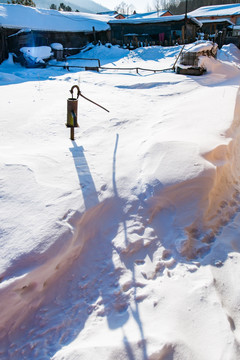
[{"left": 0, "top": 43, "right": 240, "bottom": 360}]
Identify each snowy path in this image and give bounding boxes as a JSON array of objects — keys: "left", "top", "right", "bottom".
[{"left": 0, "top": 44, "right": 240, "bottom": 359}]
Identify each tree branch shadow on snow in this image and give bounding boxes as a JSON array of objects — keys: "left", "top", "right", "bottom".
[
  {"left": 122, "top": 331, "right": 135, "bottom": 360},
  {"left": 112, "top": 133, "right": 119, "bottom": 198},
  {"left": 112, "top": 133, "right": 148, "bottom": 359}
]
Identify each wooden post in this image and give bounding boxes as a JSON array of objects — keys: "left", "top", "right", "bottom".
[
  {"left": 182, "top": 25, "right": 185, "bottom": 44},
  {"left": 92, "top": 26, "right": 96, "bottom": 44}
]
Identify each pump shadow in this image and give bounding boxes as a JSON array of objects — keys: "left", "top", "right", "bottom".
[{"left": 69, "top": 141, "right": 99, "bottom": 210}]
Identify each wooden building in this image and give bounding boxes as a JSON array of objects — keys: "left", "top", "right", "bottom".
[
  {"left": 188, "top": 4, "right": 240, "bottom": 25},
  {"left": 0, "top": 4, "right": 111, "bottom": 62},
  {"left": 189, "top": 4, "right": 240, "bottom": 47},
  {"left": 109, "top": 15, "right": 201, "bottom": 47},
  {"left": 7, "top": 28, "right": 110, "bottom": 56}
]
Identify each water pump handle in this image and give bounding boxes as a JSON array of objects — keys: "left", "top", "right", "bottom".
[{"left": 70, "top": 85, "right": 80, "bottom": 99}]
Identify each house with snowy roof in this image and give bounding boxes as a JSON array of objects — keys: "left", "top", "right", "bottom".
[
  {"left": 109, "top": 15, "right": 201, "bottom": 47},
  {"left": 0, "top": 4, "right": 111, "bottom": 62},
  {"left": 188, "top": 3, "right": 240, "bottom": 25},
  {"left": 199, "top": 18, "right": 234, "bottom": 32},
  {"left": 188, "top": 4, "right": 240, "bottom": 47}
]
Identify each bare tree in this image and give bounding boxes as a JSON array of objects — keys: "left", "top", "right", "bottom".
[
  {"left": 154, "top": 0, "right": 161, "bottom": 12},
  {"left": 146, "top": 3, "right": 153, "bottom": 12},
  {"left": 114, "top": 2, "right": 135, "bottom": 15},
  {"left": 162, "top": 0, "right": 170, "bottom": 9},
  {"left": 126, "top": 3, "right": 135, "bottom": 14},
  {"left": 153, "top": 0, "right": 165, "bottom": 15}
]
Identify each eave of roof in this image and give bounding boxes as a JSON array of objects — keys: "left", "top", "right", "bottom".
[{"left": 200, "top": 18, "right": 234, "bottom": 25}]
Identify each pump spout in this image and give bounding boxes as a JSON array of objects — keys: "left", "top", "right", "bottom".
[{"left": 71, "top": 110, "right": 79, "bottom": 127}]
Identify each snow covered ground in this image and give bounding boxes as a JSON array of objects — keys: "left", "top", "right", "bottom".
[{"left": 0, "top": 42, "right": 240, "bottom": 359}]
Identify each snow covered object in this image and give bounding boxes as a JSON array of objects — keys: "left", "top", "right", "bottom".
[
  {"left": 176, "top": 41, "right": 218, "bottom": 75},
  {"left": 18, "top": 46, "right": 53, "bottom": 67},
  {"left": 50, "top": 43, "right": 64, "bottom": 61}
]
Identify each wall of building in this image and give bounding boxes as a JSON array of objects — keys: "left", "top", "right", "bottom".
[
  {"left": 110, "top": 20, "right": 197, "bottom": 46},
  {"left": 0, "top": 28, "right": 8, "bottom": 63},
  {"left": 5, "top": 29, "right": 110, "bottom": 57}
]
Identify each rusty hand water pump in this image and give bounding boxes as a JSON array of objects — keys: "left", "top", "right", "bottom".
[
  {"left": 67, "top": 85, "right": 80, "bottom": 129},
  {"left": 66, "top": 84, "right": 109, "bottom": 141}
]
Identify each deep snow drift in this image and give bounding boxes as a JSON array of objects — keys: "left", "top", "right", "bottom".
[{"left": 0, "top": 42, "right": 240, "bottom": 360}]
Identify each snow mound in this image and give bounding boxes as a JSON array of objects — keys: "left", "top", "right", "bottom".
[
  {"left": 199, "top": 55, "right": 240, "bottom": 78},
  {"left": 217, "top": 43, "right": 240, "bottom": 67}
]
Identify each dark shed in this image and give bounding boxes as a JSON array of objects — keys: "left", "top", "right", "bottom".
[{"left": 109, "top": 15, "right": 202, "bottom": 46}]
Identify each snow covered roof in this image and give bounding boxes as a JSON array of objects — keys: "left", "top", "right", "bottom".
[
  {"left": 188, "top": 4, "right": 240, "bottom": 18},
  {"left": 97, "top": 11, "right": 117, "bottom": 16},
  {"left": 0, "top": 4, "right": 111, "bottom": 32},
  {"left": 109, "top": 14, "right": 202, "bottom": 27},
  {"left": 126, "top": 10, "right": 172, "bottom": 20}
]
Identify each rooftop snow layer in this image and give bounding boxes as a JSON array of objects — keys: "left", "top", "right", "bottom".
[
  {"left": 188, "top": 3, "right": 240, "bottom": 17},
  {"left": 0, "top": 4, "right": 111, "bottom": 32},
  {"left": 109, "top": 14, "right": 202, "bottom": 27},
  {"left": 0, "top": 0, "right": 110, "bottom": 13},
  {"left": 126, "top": 10, "right": 171, "bottom": 19}
]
